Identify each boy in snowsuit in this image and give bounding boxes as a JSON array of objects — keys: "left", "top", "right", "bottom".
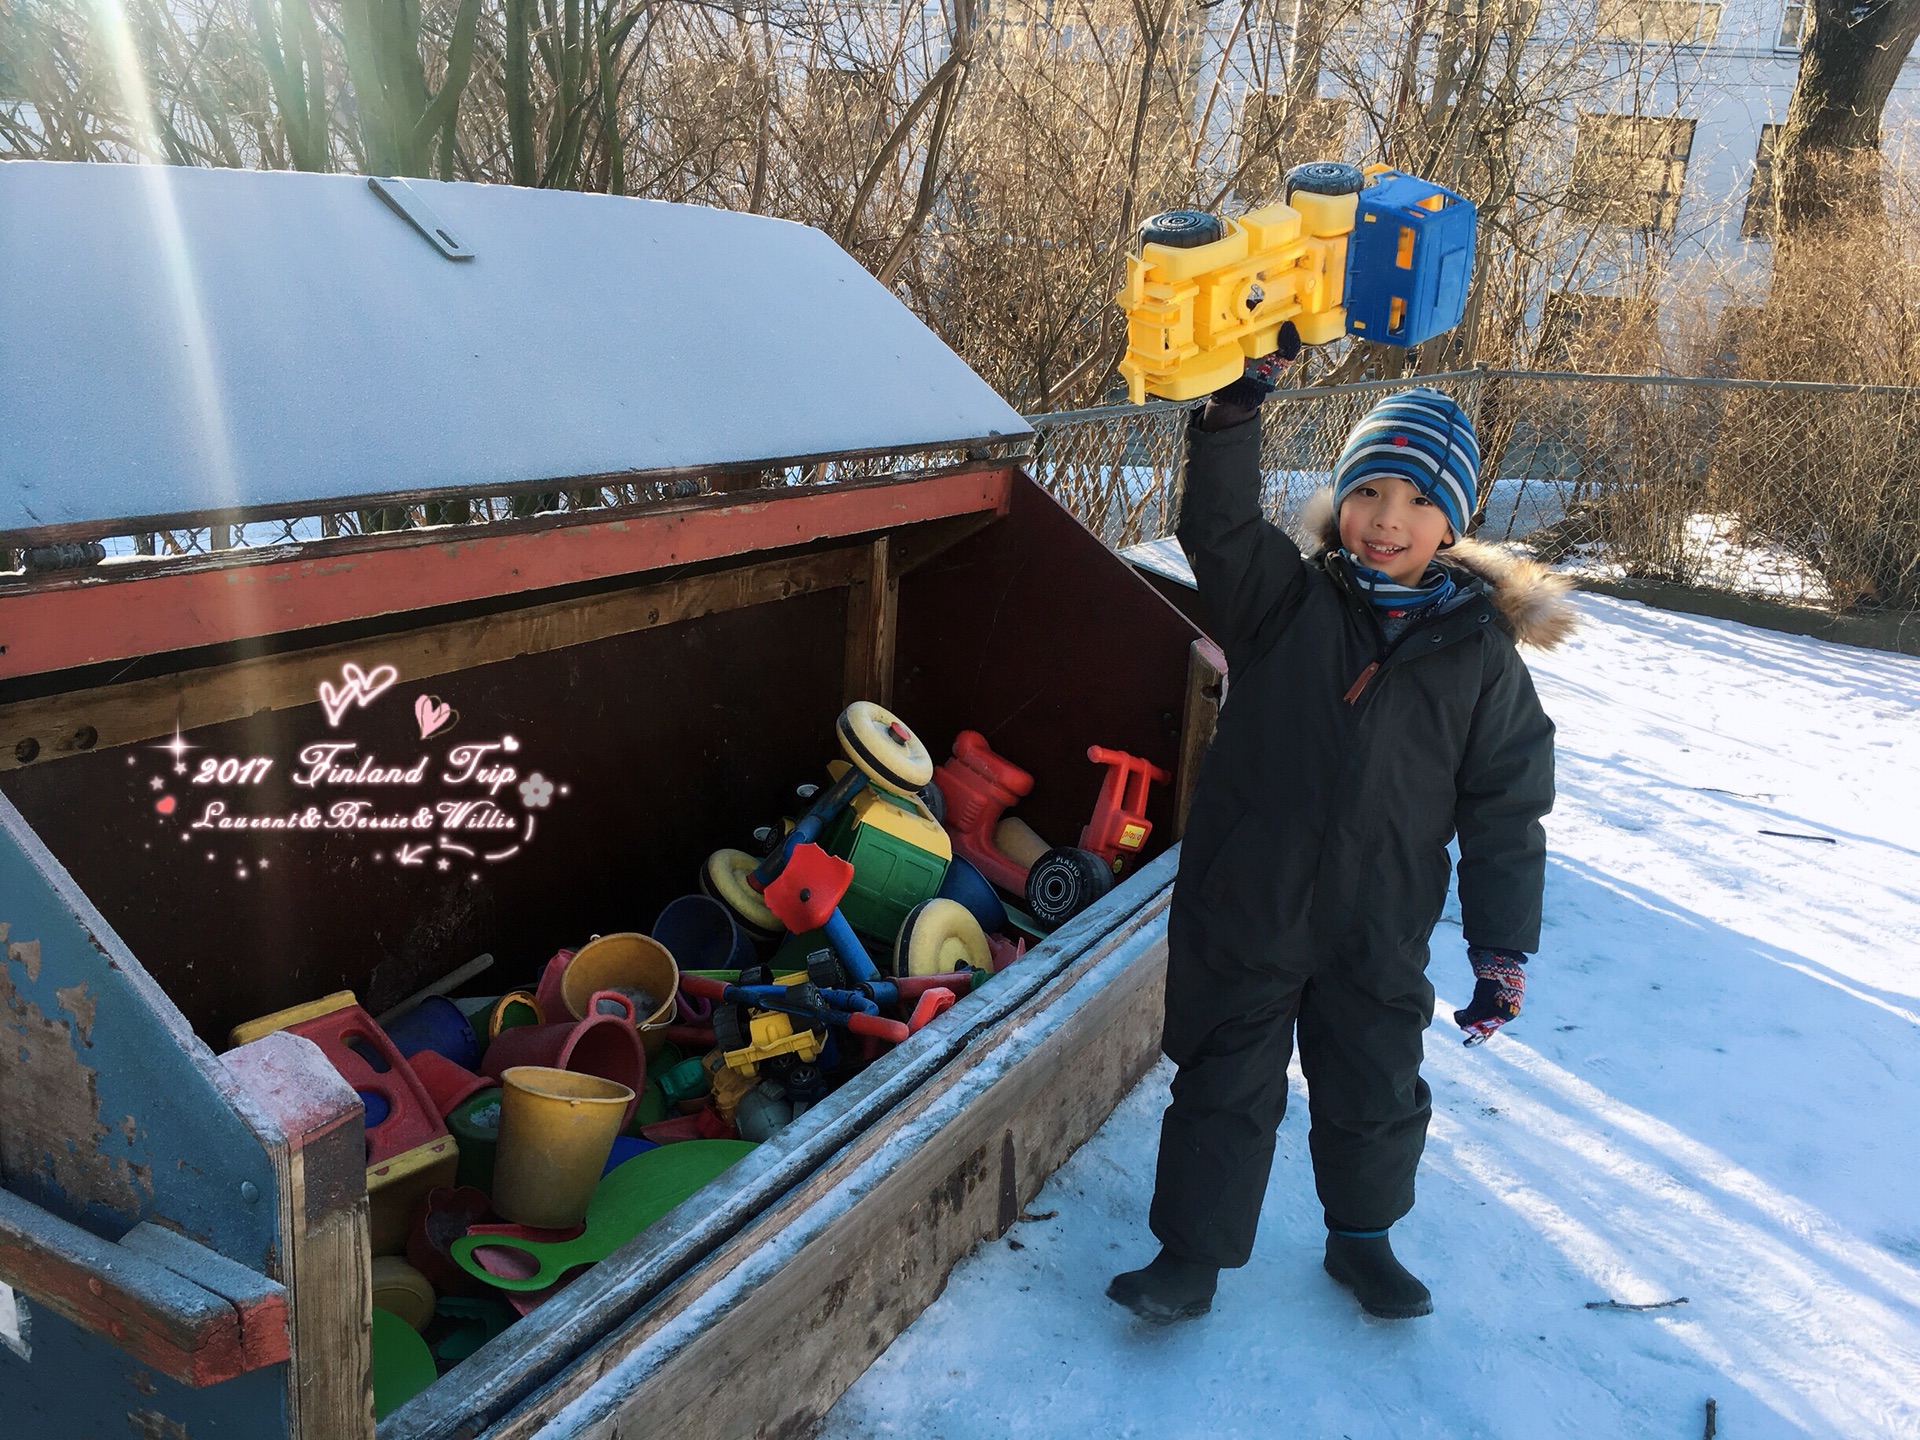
[{"left": 1108, "top": 369, "right": 1573, "bottom": 1323}]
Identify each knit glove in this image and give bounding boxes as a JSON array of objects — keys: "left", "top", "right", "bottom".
[{"left": 1453, "top": 946, "right": 1526, "bottom": 1046}]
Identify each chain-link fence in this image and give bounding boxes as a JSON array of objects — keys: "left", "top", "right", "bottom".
[
  {"left": 0, "top": 444, "right": 998, "bottom": 578},
  {"left": 1027, "top": 369, "right": 1920, "bottom": 615},
  {"left": 11, "top": 369, "right": 1919, "bottom": 616}
]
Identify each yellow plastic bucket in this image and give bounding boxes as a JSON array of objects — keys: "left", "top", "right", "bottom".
[
  {"left": 490, "top": 1066, "right": 634, "bottom": 1229},
  {"left": 560, "top": 933, "right": 680, "bottom": 1056}
]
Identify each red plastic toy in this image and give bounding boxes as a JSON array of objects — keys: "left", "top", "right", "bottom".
[
  {"left": 932, "top": 730, "right": 1037, "bottom": 895},
  {"left": 932, "top": 732, "right": 1170, "bottom": 928},
  {"left": 907, "top": 986, "right": 958, "bottom": 1034},
  {"left": 1080, "top": 746, "right": 1172, "bottom": 866},
  {"left": 288, "top": 999, "right": 450, "bottom": 1166}
]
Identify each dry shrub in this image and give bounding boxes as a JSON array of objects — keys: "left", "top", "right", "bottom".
[{"left": 1657, "top": 207, "right": 1920, "bottom": 610}]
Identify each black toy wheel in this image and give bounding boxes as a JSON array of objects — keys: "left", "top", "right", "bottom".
[
  {"left": 1140, "top": 210, "right": 1224, "bottom": 249},
  {"left": 767, "top": 1057, "right": 829, "bottom": 1104},
  {"left": 1285, "top": 161, "right": 1366, "bottom": 200},
  {"left": 806, "top": 950, "right": 852, "bottom": 992},
  {"left": 1025, "top": 846, "right": 1116, "bottom": 928},
  {"left": 712, "top": 1005, "right": 748, "bottom": 1053}
]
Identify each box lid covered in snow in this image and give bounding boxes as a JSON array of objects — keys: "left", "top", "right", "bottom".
[{"left": 0, "top": 162, "right": 1030, "bottom": 541}]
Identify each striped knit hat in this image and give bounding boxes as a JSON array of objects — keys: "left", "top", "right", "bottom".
[{"left": 1331, "top": 387, "right": 1479, "bottom": 540}]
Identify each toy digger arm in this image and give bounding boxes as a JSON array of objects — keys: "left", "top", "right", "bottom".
[{"left": 1176, "top": 408, "right": 1311, "bottom": 667}]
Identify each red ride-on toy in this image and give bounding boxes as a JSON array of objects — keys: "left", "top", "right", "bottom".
[{"left": 933, "top": 731, "right": 1171, "bottom": 928}]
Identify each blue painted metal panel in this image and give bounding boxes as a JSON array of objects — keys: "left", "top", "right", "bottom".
[
  {"left": 0, "top": 1303, "right": 286, "bottom": 1439},
  {"left": 0, "top": 791, "right": 280, "bottom": 1266},
  {"left": 0, "top": 162, "right": 1031, "bottom": 539}
]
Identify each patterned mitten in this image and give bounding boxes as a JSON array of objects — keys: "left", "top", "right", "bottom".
[
  {"left": 1453, "top": 946, "right": 1526, "bottom": 1046},
  {"left": 1211, "top": 321, "right": 1303, "bottom": 409}
]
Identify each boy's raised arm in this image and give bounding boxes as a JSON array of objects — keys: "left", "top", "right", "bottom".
[{"left": 1175, "top": 404, "right": 1310, "bottom": 664}]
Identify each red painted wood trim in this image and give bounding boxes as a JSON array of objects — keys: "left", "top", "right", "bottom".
[
  {"left": 119, "top": 1222, "right": 293, "bottom": 1371},
  {"left": 0, "top": 1189, "right": 279, "bottom": 1386},
  {"left": 0, "top": 467, "right": 1014, "bottom": 683}
]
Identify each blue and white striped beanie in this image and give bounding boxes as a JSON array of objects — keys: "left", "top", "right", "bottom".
[{"left": 1330, "top": 387, "right": 1479, "bottom": 539}]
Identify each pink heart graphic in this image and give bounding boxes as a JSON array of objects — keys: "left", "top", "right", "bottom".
[
  {"left": 415, "top": 694, "right": 456, "bottom": 740},
  {"left": 318, "top": 662, "right": 400, "bottom": 726}
]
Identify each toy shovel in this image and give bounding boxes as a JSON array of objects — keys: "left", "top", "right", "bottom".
[{"left": 450, "top": 1139, "right": 756, "bottom": 1291}]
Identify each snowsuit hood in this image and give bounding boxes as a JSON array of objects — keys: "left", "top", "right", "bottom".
[{"left": 1296, "top": 487, "right": 1578, "bottom": 651}]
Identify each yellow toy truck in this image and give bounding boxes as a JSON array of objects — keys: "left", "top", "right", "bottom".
[{"left": 1118, "top": 161, "right": 1478, "bottom": 403}]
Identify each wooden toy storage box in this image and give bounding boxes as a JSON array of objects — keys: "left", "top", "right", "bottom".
[{"left": 0, "top": 163, "right": 1218, "bottom": 1438}]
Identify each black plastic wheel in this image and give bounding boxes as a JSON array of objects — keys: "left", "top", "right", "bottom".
[
  {"left": 785, "top": 981, "right": 828, "bottom": 1016},
  {"left": 1140, "top": 209, "right": 1225, "bottom": 249},
  {"left": 767, "top": 1057, "right": 829, "bottom": 1103},
  {"left": 806, "top": 950, "right": 852, "bottom": 991},
  {"left": 712, "top": 1004, "right": 748, "bottom": 1053},
  {"left": 1285, "top": 161, "right": 1367, "bottom": 200},
  {"left": 1025, "top": 846, "right": 1116, "bottom": 928}
]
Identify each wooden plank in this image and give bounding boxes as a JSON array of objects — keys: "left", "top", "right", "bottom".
[
  {"left": 841, "top": 537, "right": 898, "bottom": 708},
  {"left": 0, "top": 1187, "right": 258, "bottom": 1387},
  {"left": 481, "top": 875, "right": 1173, "bottom": 1440},
  {"left": 223, "top": 1032, "right": 375, "bottom": 1440},
  {"left": 886, "top": 508, "right": 999, "bottom": 576},
  {"left": 893, "top": 473, "right": 1202, "bottom": 860},
  {"left": 117, "top": 1223, "right": 291, "bottom": 1372},
  {"left": 0, "top": 546, "right": 868, "bottom": 774},
  {"left": 0, "top": 465, "right": 1015, "bottom": 684},
  {"left": 1173, "top": 637, "right": 1227, "bottom": 838}
]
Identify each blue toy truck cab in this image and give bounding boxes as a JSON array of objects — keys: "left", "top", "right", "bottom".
[{"left": 1342, "top": 168, "right": 1476, "bottom": 347}]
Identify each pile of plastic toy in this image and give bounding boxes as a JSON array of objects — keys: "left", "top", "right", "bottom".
[{"left": 224, "top": 702, "right": 1167, "bottom": 1416}]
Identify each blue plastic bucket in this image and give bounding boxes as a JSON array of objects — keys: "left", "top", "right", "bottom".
[
  {"left": 602, "top": 1133, "right": 661, "bottom": 1174},
  {"left": 935, "top": 855, "right": 1008, "bottom": 935},
  {"left": 653, "top": 894, "right": 755, "bottom": 972},
  {"left": 383, "top": 994, "right": 482, "bottom": 1070}
]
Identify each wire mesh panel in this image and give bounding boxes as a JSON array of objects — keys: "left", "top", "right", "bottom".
[
  {"left": 1026, "top": 369, "right": 1920, "bottom": 616},
  {"left": 0, "top": 445, "right": 998, "bottom": 580},
  {"left": 11, "top": 371, "right": 1918, "bottom": 618},
  {"left": 1021, "top": 400, "right": 1193, "bottom": 546}
]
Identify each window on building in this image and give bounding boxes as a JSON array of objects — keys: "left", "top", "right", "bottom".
[
  {"left": 1777, "top": 0, "right": 1809, "bottom": 48},
  {"left": 1704, "top": 303, "right": 1765, "bottom": 376},
  {"left": 1597, "top": 0, "right": 1722, "bottom": 45},
  {"left": 1741, "top": 124, "right": 1783, "bottom": 238},
  {"left": 1570, "top": 113, "right": 1696, "bottom": 234},
  {"left": 1538, "top": 290, "right": 1656, "bottom": 370}
]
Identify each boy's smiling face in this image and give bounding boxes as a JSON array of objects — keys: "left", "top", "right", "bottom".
[{"left": 1337, "top": 474, "right": 1455, "bottom": 586}]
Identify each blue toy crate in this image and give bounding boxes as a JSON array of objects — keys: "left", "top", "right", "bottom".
[{"left": 1343, "top": 169, "right": 1477, "bottom": 347}]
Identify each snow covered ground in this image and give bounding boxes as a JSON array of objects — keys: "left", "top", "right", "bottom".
[
  {"left": 1555, "top": 513, "right": 1836, "bottom": 607},
  {"left": 822, "top": 594, "right": 1920, "bottom": 1440}
]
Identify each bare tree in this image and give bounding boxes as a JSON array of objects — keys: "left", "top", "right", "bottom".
[{"left": 0, "top": 0, "right": 1680, "bottom": 404}]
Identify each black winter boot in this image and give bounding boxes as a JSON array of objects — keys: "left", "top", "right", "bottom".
[
  {"left": 1106, "top": 1250, "right": 1218, "bottom": 1323},
  {"left": 1323, "top": 1230, "right": 1432, "bottom": 1319}
]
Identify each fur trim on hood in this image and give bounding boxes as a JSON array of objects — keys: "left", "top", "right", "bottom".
[{"left": 1294, "top": 487, "right": 1577, "bottom": 651}]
